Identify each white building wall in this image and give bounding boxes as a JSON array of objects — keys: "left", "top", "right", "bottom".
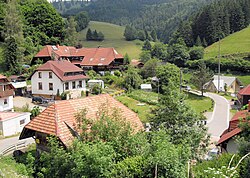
[
  {"left": 227, "top": 139, "right": 239, "bottom": 154},
  {"left": 1, "top": 113, "right": 31, "bottom": 137},
  {"left": 31, "top": 71, "right": 64, "bottom": 96},
  {"left": 0, "top": 96, "right": 13, "bottom": 111}
]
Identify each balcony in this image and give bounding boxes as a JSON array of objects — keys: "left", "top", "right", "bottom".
[{"left": 0, "top": 89, "right": 14, "bottom": 98}]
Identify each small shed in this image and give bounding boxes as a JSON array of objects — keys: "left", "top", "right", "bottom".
[
  {"left": 88, "top": 80, "right": 104, "bottom": 89},
  {"left": 0, "top": 112, "right": 31, "bottom": 137},
  {"left": 141, "top": 84, "right": 152, "bottom": 92}
]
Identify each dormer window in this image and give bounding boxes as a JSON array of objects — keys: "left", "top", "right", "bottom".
[
  {"left": 90, "top": 58, "right": 93, "bottom": 61},
  {"left": 101, "top": 58, "right": 105, "bottom": 61}
]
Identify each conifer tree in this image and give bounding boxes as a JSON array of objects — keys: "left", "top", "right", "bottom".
[
  {"left": 195, "top": 36, "right": 202, "bottom": 46},
  {"left": 150, "top": 29, "right": 157, "bottom": 42},
  {"left": 86, "top": 28, "right": 92, "bottom": 41},
  {"left": 65, "top": 16, "right": 77, "bottom": 46},
  {"left": 142, "top": 40, "right": 152, "bottom": 51}
]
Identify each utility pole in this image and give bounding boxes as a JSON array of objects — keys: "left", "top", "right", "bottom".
[{"left": 218, "top": 38, "right": 221, "bottom": 93}]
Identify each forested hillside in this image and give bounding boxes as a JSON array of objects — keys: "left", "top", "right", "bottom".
[
  {"left": 177, "top": 0, "right": 250, "bottom": 47},
  {"left": 52, "top": 0, "right": 212, "bottom": 42}
]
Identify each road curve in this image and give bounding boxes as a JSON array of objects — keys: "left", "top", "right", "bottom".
[{"left": 205, "top": 92, "right": 230, "bottom": 140}]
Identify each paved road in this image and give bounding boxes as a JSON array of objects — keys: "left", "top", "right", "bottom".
[
  {"left": 206, "top": 92, "right": 230, "bottom": 140},
  {"left": 0, "top": 136, "right": 34, "bottom": 154}
]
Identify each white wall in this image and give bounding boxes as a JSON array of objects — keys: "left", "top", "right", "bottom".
[
  {"left": 0, "top": 112, "right": 31, "bottom": 137},
  {"left": 227, "top": 139, "right": 239, "bottom": 154},
  {"left": 0, "top": 96, "right": 13, "bottom": 111},
  {"left": 31, "top": 71, "right": 64, "bottom": 96}
]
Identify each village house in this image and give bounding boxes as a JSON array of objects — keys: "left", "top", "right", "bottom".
[
  {"left": 237, "top": 84, "right": 250, "bottom": 106},
  {"left": 19, "top": 94, "right": 144, "bottom": 151},
  {"left": 131, "top": 59, "right": 144, "bottom": 68},
  {"left": 8, "top": 75, "right": 27, "bottom": 96},
  {"left": 0, "top": 74, "right": 14, "bottom": 111},
  {"left": 204, "top": 75, "right": 242, "bottom": 93},
  {"left": 217, "top": 102, "right": 250, "bottom": 153},
  {"left": 0, "top": 112, "right": 30, "bottom": 137},
  {"left": 32, "top": 45, "right": 124, "bottom": 75},
  {"left": 30, "top": 60, "right": 88, "bottom": 99}
]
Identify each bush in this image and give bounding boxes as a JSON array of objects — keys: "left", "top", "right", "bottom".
[{"left": 91, "top": 84, "right": 102, "bottom": 95}]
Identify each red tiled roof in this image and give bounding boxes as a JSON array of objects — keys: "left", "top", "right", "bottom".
[
  {"left": 238, "top": 84, "right": 250, "bottom": 95},
  {"left": 217, "top": 128, "right": 242, "bottom": 145},
  {"left": 217, "top": 109, "right": 250, "bottom": 145},
  {"left": 21, "top": 94, "right": 144, "bottom": 146},
  {"left": 36, "top": 60, "right": 88, "bottom": 81},
  {"left": 0, "top": 112, "right": 28, "bottom": 121},
  {"left": 34, "top": 45, "right": 123, "bottom": 66},
  {"left": 77, "top": 48, "right": 123, "bottom": 66}
]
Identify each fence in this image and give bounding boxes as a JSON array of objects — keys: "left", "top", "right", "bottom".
[{"left": 0, "top": 141, "right": 27, "bottom": 156}]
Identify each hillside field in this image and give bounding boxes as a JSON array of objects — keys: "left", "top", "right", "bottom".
[
  {"left": 204, "top": 26, "right": 250, "bottom": 59},
  {"left": 78, "top": 21, "right": 142, "bottom": 59}
]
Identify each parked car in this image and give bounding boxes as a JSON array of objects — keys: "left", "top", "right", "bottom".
[{"left": 32, "top": 96, "right": 49, "bottom": 104}]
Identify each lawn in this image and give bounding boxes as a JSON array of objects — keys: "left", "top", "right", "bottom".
[
  {"left": 185, "top": 92, "right": 213, "bottom": 113},
  {"left": 78, "top": 21, "right": 142, "bottom": 59},
  {"left": 116, "top": 95, "right": 154, "bottom": 123},
  {"left": 223, "top": 73, "right": 250, "bottom": 86},
  {"left": 0, "top": 156, "right": 28, "bottom": 178},
  {"left": 204, "top": 26, "right": 250, "bottom": 59},
  {"left": 127, "top": 90, "right": 158, "bottom": 105}
]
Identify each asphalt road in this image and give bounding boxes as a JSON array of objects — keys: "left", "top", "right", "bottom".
[
  {"left": 0, "top": 136, "right": 34, "bottom": 154},
  {"left": 206, "top": 92, "right": 230, "bottom": 140}
]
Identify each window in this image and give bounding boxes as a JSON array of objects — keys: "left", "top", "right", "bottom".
[
  {"left": 49, "top": 72, "right": 52, "bottom": 79},
  {"left": 65, "top": 82, "right": 69, "bottom": 90},
  {"left": 79, "top": 81, "right": 82, "bottom": 88},
  {"left": 4, "top": 99, "right": 7, "bottom": 105},
  {"left": 49, "top": 83, "right": 53, "bottom": 91},
  {"left": 38, "top": 82, "right": 42, "bottom": 90},
  {"left": 72, "top": 81, "right": 76, "bottom": 89},
  {"left": 20, "top": 119, "right": 25, "bottom": 125},
  {"left": 38, "top": 72, "right": 42, "bottom": 78}
]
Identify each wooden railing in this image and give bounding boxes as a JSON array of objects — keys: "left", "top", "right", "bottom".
[{"left": 0, "top": 141, "right": 27, "bottom": 156}]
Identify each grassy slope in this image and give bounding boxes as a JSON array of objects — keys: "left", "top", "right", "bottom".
[
  {"left": 0, "top": 156, "right": 28, "bottom": 178},
  {"left": 204, "top": 26, "right": 250, "bottom": 59},
  {"left": 185, "top": 93, "right": 213, "bottom": 113},
  {"left": 78, "top": 21, "right": 142, "bottom": 59}
]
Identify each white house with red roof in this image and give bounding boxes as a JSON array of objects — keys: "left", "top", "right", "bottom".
[
  {"left": 30, "top": 60, "right": 88, "bottom": 99},
  {"left": 0, "top": 74, "right": 14, "bottom": 111},
  {"left": 0, "top": 112, "right": 30, "bottom": 137},
  {"left": 217, "top": 102, "right": 250, "bottom": 153},
  {"left": 32, "top": 45, "right": 125, "bottom": 74}
]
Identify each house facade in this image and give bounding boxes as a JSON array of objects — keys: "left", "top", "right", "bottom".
[
  {"left": 237, "top": 84, "right": 250, "bottom": 106},
  {"left": 204, "top": 75, "right": 242, "bottom": 93},
  {"left": 0, "top": 74, "right": 14, "bottom": 111},
  {"left": 19, "top": 94, "right": 144, "bottom": 151},
  {"left": 9, "top": 75, "right": 27, "bottom": 96},
  {"left": 217, "top": 104, "right": 250, "bottom": 153},
  {"left": 0, "top": 112, "right": 30, "bottom": 137},
  {"left": 32, "top": 45, "right": 125, "bottom": 74},
  {"left": 31, "top": 60, "right": 88, "bottom": 99}
]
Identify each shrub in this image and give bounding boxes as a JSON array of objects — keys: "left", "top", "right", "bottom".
[{"left": 91, "top": 84, "right": 102, "bottom": 95}]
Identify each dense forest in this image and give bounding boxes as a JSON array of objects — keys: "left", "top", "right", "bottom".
[
  {"left": 176, "top": 0, "right": 250, "bottom": 46},
  {"left": 52, "top": 0, "right": 213, "bottom": 42},
  {"left": 0, "top": 0, "right": 85, "bottom": 74}
]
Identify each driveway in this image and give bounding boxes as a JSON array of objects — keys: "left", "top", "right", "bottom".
[{"left": 13, "top": 96, "right": 46, "bottom": 111}]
